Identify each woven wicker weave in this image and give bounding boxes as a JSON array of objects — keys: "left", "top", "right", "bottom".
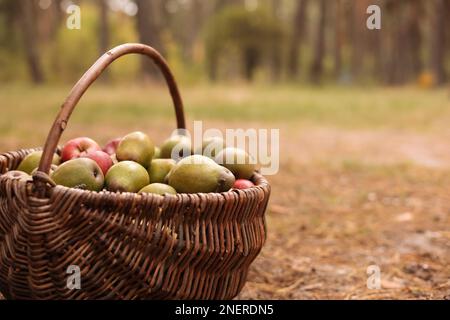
[{"left": 0, "top": 44, "right": 270, "bottom": 300}]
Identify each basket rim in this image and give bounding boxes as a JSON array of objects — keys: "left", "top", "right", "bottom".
[{"left": 0, "top": 147, "right": 270, "bottom": 201}]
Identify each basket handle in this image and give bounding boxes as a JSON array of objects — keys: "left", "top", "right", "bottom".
[{"left": 35, "top": 43, "right": 186, "bottom": 181}]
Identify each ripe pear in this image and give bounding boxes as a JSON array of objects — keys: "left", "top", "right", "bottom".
[
  {"left": 153, "top": 146, "right": 161, "bottom": 159},
  {"left": 139, "top": 183, "right": 176, "bottom": 195},
  {"left": 116, "top": 131, "right": 154, "bottom": 168},
  {"left": 105, "top": 161, "right": 149, "bottom": 193},
  {"left": 215, "top": 147, "right": 256, "bottom": 180},
  {"left": 3, "top": 170, "right": 32, "bottom": 182},
  {"left": 168, "top": 155, "right": 235, "bottom": 193},
  {"left": 196, "top": 136, "right": 225, "bottom": 158},
  {"left": 160, "top": 134, "right": 192, "bottom": 160},
  {"left": 148, "top": 159, "right": 176, "bottom": 183},
  {"left": 17, "top": 151, "right": 60, "bottom": 174},
  {"left": 51, "top": 158, "right": 104, "bottom": 191}
]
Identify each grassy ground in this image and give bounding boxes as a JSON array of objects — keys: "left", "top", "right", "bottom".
[{"left": 0, "top": 84, "right": 449, "bottom": 299}]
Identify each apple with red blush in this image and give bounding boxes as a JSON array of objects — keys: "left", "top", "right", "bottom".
[
  {"left": 233, "top": 179, "right": 255, "bottom": 190},
  {"left": 61, "top": 137, "right": 101, "bottom": 162},
  {"left": 103, "top": 137, "right": 122, "bottom": 156},
  {"left": 81, "top": 150, "right": 113, "bottom": 175}
]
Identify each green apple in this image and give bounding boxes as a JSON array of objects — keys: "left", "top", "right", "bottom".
[
  {"left": 51, "top": 158, "right": 104, "bottom": 191},
  {"left": 105, "top": 161, "right": 149, "bottom": 193}
]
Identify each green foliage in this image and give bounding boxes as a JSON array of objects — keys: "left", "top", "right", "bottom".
[
  {"left": 204, "top": 6, "right": 284, "bottom": 80},
  {"left": 205, "top": 6, "right": 283, "bottom": 53},
  {"left": 50, "top": 8, "right": 98, "bottom": 82},
  {"left": 47, "top": 3, "right": 138, "bottom": 83},
  {"left": 0, "top": 2, "right": 140, "bottom": 84},
  {"left": 0, "top": 0, "right": 25, "bottom": 81},
  {"left": 0, "top": 0, "right": 446, "bottom": 86},
  {"left": 105, "top": 10, "right": 139, "bottom": 82}
]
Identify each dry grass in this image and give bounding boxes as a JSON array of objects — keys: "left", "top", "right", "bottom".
[{"left": 0, "top": 84, "right": 449, "bottom": 300}]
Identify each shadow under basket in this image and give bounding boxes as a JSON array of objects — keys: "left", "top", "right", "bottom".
[{"left": 0, "top": 43, "right": 270, "bottom": 300}]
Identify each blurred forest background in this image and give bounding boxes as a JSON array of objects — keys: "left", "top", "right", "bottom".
[{"left": 0, "top": 0, "right": 449, "bottom": 86}]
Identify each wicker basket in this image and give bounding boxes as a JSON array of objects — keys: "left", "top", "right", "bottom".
[{"left": 0, "top": 43, "right": 270, "bottom": 300}]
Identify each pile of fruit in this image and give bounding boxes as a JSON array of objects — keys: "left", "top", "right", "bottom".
[{"left": 6, "top": 132, "right": 257, "bottom": 195}]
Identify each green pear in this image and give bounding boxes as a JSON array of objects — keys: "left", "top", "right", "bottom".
[
  {"left": 17, "top": 151, "right": 60, "bottom": 174},
  {"left": 3, "top": 170, "right": 32, "bottom": 182},
  {"left": 148, "top": 159, "right": 176, "bottom": 183},
  {"left": 215, "top": 147, "right": 256, "bottom": 180},
  {"left": 153, "top": 146, "right": 161, "bottom": 159},
  {"left": 160, "top": 134, "right": 192, "bottom": 160},
  {"left": 51, "top": 158, "right": 104, "bottom": 191},
  {"left": 31, "top": 164, "right": 58, "bottom": 176},
  {"left": 116, "top": 131, "right": 154, "bottom": 167},
  {"left": 168, "top": 155, "right": 235, "bottom": 193},
  {"left": 139, "top": 183, "right": 176, "bottom": 195},
  {"left": 105, "top": 161, "right": 149, "bottom": 193},
  {"left": 196, "top": 136, "right": 225, "bottom": 158}
]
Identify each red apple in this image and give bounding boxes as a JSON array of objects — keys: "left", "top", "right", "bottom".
[
  {"left": 61, "top": 137, "right": 101, "bottom": 162},
  {"left": 103, "top": 138, "right": 122, "bottom": 156},
  {"left": 233, "top": 179, "right": 255, "bottom": 190},
  {"left": 80, "top": 150, "right": 113, "bottom": 175}
]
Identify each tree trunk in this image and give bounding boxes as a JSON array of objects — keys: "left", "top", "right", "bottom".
[
  {"left": 215, "top": 0, "right": 243, "bottom": 11},
  {"left": 309, "top": 0, "right": 326, "bottom": 84},
  {"left": 243, "top": 47, "right": 259, "bottom": 81},
  {"left": 382, "top": 0, "right": 403, "bottom": 85},
  {"left": 287, "top": 0, "right": 308, "bottom": 79},
  {"left": 269, "top": 0, "right": 282, "bottom": 82},
  {"left": 385, "top": 0, "right": 422, "bottom": 83},
  {"left": 51, "top": 0, "right": 63, "bottom": 39},
  {"left": 207, "top": 53, "right": 219, "bottom": 82},
  {"left": 334, "top": 0, "right": 342, "bottom": 79},
  {"left": 407, "top": 0, "right": 422, "bottom": 77},
  {"left": 135, "top": 0, "right": 166, "bottom": 80},
  {"left": 350, "top": 0, "right": 367, "bottom": 81},
  {"left": 214, "top": 0, "right": 227, "bottom": 11},
  {"left": 185, "top": 0, "right": 203, "bottom": 62},
  {"left": 372, "top": 13, "right": 384, "bottom": 83},
  {"left": 19, "top": 0, "right": 44, "bottom": 84},
  {"left": 98, "top": 0, "right": 109, "bottom": 80},
  {"left": 430, "top": 0, "right": 446, "bottom": 84}
]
